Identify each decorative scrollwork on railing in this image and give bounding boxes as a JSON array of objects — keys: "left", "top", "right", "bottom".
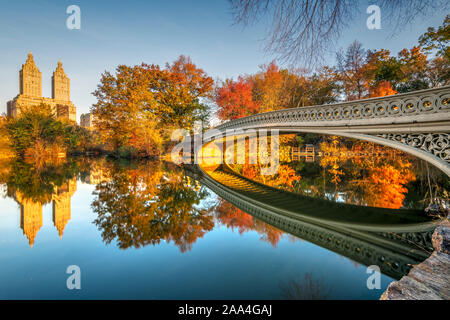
[
  {"left": 376, "top": 133, "right": 450, "bottom": 163},
  {"left": 215, "top": 86, "right": 450, "bottom": 131},
  {"left": 373, "top": 231, "right": 434, "bottom": 252}
]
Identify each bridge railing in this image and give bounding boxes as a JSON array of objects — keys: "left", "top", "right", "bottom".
[{"left": 214, "top": 85, "right": 450, "bottom": 131}]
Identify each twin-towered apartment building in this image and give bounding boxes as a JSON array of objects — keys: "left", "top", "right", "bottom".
[
  {"left": 7, "top": 52, "right": 77, "bottom": 122},
  {"left": 7, "top": 52, "right": 95, "bottom": 129}
]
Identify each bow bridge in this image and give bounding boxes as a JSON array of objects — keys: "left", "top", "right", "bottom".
[{"left": 200, "top": 86, "right": 450, "bottom": 176}]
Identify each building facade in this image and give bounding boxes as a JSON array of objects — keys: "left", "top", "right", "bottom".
[
  {"left": 7, "top": 52, "right": 77, "bottom": 122},
  {"left": 80, "top": 112, "right": 96, "bottom": 129}
]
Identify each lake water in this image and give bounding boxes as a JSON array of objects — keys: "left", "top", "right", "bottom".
[{"left": 0, "top": 134, "right": 447, "bottom": 299}]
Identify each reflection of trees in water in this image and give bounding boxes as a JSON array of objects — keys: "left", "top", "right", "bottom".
[
  {"left": 362, "top": 160, "right": 416, "bottom": 209},
  {"left": 228, "top": 134, "right": 427, "bottom": 209},
  {"left": 404, "top": 161, "right": 450, "bottom": 212},
  {"left": 279, "top": 273, "right": 332, "bottom": 300},
  {"left": 316, "top": 136, "right": 418, "bottom": 209},
  {"left": 0, "top": 158, "right": 81, "bottom": 246},
  {"left": 228, "top": 134, "right": 447, "bottom": 210},
  {"left": 92, "top": 161, "right": 214, "bottom": 252},
  {"left": 215, "top": 199, "right": 284, "bottom": 247},
  {"left": 0, "top": 158, "right": 79, "bottom": 204},
  {"left": 0, "top": 158, "right": 216, "bottom": 250}
]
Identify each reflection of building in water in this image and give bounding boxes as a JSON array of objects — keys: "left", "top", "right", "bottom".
[
  {"left": 7, "top": 52, "right": 77, "bottom": 122},
  {"left": 13, "top": 178, "right": 77, "bottom": 247},
  {"left": 52, "top": 178, "right": 77, "bottom": 238},
  {"left": 290, "top": 142, "right": 405, "bottom": 163},
  {"left": 85, "top": 167, "right": 110, "bottom": 185},
  {"left": 15, "top": 192, "right": 43, "bottom": 248},
  {"left": 291, "top": 145, "right": 315, "bottom": 162}
]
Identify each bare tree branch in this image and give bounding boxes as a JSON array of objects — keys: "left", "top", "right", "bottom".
[{"left": 229, "top": 0, "right": 450, "bottom": 68}]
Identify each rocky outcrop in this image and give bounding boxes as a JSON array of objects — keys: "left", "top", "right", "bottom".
[
  {"left": 380, "top": 220, "right": 450, "bottom": 300},
  {"left": 432, "top": 220, "right": 450, "bottom": 255}
]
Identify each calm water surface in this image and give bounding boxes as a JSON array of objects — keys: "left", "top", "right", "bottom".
[{"left": 0, "top": 135, "right": 447, "bottom": 299}]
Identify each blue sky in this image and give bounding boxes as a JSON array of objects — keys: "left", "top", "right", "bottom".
[{"left": 0, "top": 0, "right": 447, "bottom": 121}]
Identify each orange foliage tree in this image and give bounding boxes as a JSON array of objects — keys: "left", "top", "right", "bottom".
[
  {"left": 216, "top": 76, "right": 260, "bottom": 120},
  {"left": 215, "top": 62, "right": 338, "bottom": 121},
  {"left": 92, "top": 55, "right": 213, "bottom": 156}
]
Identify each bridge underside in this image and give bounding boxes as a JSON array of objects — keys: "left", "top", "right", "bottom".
[
  {"left": 201, "top": 126, "right": 449, "bottom": 176},
  {"left": 241, "top": 127, "right": 449, "bottom": 176}
]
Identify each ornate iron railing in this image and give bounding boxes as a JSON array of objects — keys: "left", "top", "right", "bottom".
[{"left": 215, "top": 86, "right": 450, "bottom": 130}]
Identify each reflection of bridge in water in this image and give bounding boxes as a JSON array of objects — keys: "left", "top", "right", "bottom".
[{"left": 184, "top": 164, "right": 438, "bottom": 280}]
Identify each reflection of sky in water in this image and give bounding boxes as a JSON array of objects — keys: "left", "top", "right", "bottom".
[
  {"left": 325, "top": 192, "right": 346, "bottom": 203},
  {"left": 0, "top": 179, "right": 393, "bottom": 300},
  {"left": 1, "top": 134, "right": 442, "bottom": 300}
]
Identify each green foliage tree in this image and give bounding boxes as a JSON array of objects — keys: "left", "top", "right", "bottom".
[
  {"left": 5, "top": 104, "right": 92, "bottom": 158},
  {"left": 0, "top": 115, "right": 14, "bottom": 159},
  {"left": 1, "top": 159, "right": 80, "bottom": 203},
  {"left": 419, "top": 14, "right": 450, "bottom": 59}
]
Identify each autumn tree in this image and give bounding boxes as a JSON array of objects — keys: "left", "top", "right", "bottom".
[
  {"left": 427, "top": 56, "right": 450, "bottom": 87},
  {"left": 396, "top": 46, "right": 429, "bottom": 92},
  {"left": 250, "top": 62, "right": 285, "bottom": 112},
  {"left": 215, "top": 62, "right": 338, "bottom": 121},
  {"left": 92, "top": 56, "right": 213, "bottom": 157},
  {"left": 215, "top": 77, "right": 260, "bottom": 120},
  {"left": 420, "top": 15, "right": 450, "bottom": 86},
  {"left": 363, "top": 49, "right": 398, "bottom": 97},
  {"left": 363, "top": 45, "right": 445, "bottom": 94},
  {"left": 251, "top": 62, "right": 338, "bottom": 110},
  {"left": 0, "top": 115, "right": 13, "bottom": 159},
  {"left": 336, "top": 35, "right": 447, "bottom": 99},
  {"left": 301, "top": 68, "right": 340, "bottom": 106},
  {"left": 419, "top": 14, "right": 450, "bottom": 59},
  {"left": 164, "top": 55, "right": 215, "bottom": 128}
]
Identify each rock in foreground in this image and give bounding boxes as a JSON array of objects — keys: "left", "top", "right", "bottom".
[{"left": 381, "top": 220, "right": 450, "bottom": 300}]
